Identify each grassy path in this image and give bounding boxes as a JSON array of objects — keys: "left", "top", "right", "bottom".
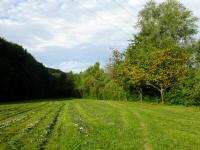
[
  {"left": 104, "top": 101, "right": 151, "bottom": 150},
  {"left": 134, "top": 112, "right": 151, "bottom": 150},
  {"left": 0, "top": 99, "right": 199, "bottom": 150}
]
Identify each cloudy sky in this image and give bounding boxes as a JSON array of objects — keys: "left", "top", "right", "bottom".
[{"left": 0, "top": 0, "right": 200, "bottom": 72}]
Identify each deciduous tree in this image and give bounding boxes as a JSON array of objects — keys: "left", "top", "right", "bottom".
[{"left": 146, "top": 48, "right": 191, "bottom": 103}]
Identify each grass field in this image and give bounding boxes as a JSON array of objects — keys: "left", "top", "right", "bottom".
[{"left": 0, "top": 99, "right": 199, "bottom": 150}]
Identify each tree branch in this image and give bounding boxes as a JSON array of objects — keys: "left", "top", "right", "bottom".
[{"left": 146, "top": 83, "right": 161, "bottom": 92}]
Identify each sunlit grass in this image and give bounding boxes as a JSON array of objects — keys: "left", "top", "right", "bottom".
[{"left": 0, "top": 99, "right": 199, "bottom": 150}]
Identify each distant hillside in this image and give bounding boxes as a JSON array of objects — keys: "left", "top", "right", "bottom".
[{"left": 0, "top": 38, "right": 78, "bottom": 101}]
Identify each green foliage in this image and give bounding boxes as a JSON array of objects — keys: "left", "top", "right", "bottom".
[
  {"left": 109, "top": 0, "right": 199, "bottom": 104},
  {"left": 194, "top": 40, "right": 200, "bottom": 64},
  {"left": 126, "top": 0, "right": 197, "bottom": 65},
  {"left": 136, "top": 0, "right": 197, "bottom": 49},
  {"left": 0, "top": 38, "right": 78, "bottom": 101},
  {"left": 76, "top": 62, "right": 106, "bottom": 99},
  {"left": 102, "top": 80, "right": 127, "bottom": 101},
  {"left": 166, "top": 69, "right": 200, "bottom": 106},
  {"left": 146, "top": 48, "right": 191, "bottom": 103},
  {"left": 76, "top": 61, "right": 127, "bottom": 101}
]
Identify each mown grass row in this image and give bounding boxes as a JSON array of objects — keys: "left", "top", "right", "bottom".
[
  {"left": 125, "top": 102, "right": 200, "bottom": 150},
  {"left": 76, "top": 100, "right": 144, "bottom": 149},
  {"left": 0, "top": 102, "right": 60, "bottom": 149},
  {"left": 6, "top": 103, "right": 63, "bottom": 150},
  {"left": 40, "top": 103, "right": 65, "bottom": 150},
  {"left": 0, "top": 103, "right": 49, "bottom": 130},
  {"left": 0, "top": 102, "right": 47, "bottom": 121},
  {"left": 0, "top": 99, "right": 199, "bottom": 150}
]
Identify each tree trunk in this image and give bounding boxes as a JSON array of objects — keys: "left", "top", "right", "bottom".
[
  {"left": 139, "top": 87, "right": 143, "bottom": 103},
  {"left": 160, "top": 88, "right": 165, "bottom": 104}
]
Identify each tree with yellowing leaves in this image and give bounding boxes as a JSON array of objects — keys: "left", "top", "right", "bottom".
[{"left": 146, "top": 48, "right": 191, "bottom": 103}]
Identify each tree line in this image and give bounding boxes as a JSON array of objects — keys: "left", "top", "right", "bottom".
[
  {"left": 77, "top": 0, "right": 200, "bottom": 107},
  {"left": 1, "top": 0, "right": 200, "bottom": 107},
  {"left": 0, "top": 38, "right": 79, "bottom": 101}
]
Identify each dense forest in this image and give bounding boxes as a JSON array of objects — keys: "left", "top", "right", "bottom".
[
  {"left": 0, "top": 0, "right": 200, "bottom": 107},
  {"left": 0, "top": 38, "right": 78, "bottom": 101}
]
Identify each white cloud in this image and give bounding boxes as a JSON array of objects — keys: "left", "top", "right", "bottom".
[
  {"left": 0, "top": 0, "right": 135, "bottom": 53},
  {"left": 50, "top": 61, "right": 92, "bottom": 73},
  {"left": 0, "top": 0, "right": 200, "bottom": 72}
]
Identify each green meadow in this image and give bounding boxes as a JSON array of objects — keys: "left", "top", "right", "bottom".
[{"left": 0, "top": 99, "right": 199, "bottom": 150}]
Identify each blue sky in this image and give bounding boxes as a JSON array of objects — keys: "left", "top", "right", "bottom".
[{"left": 0, "top": 0, "right": 200, "bottom": 72}]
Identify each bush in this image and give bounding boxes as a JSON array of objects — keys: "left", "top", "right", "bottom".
[
  {"left": 102, "top": 80, "right": 127, "bottom": 101},
  {"left": 165, "top": 69, "right": 200, "bottom": 107}
]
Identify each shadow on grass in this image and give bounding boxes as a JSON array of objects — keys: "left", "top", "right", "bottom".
[{"left": 0, "top": 98, "right": 78, "bottom": 105}]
